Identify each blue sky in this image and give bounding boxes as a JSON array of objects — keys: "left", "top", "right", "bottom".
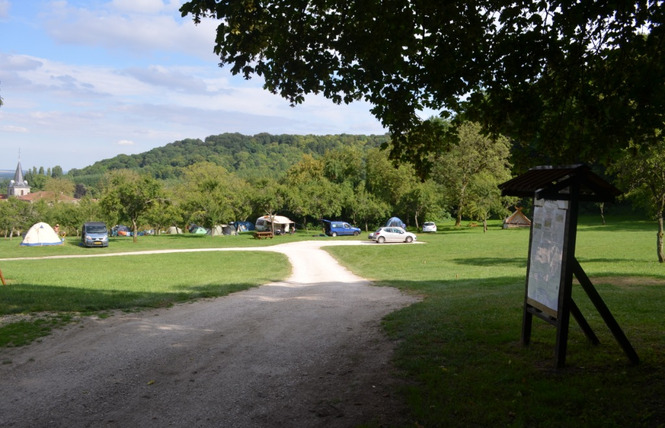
[{"left": 0, "top": 0, "right": 386, "bottom": 171}]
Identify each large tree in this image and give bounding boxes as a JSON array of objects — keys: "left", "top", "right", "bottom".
[
  {"left": 181, "top": 1, "right": 664, "bottom": 168},
  {"left": 432, "top": 122, "right": 512, "bottom": 227},
  {"left": 610, "top": 140, "right": 665, "bottom": 262}
]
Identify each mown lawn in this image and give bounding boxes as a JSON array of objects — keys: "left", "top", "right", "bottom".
[
  {"left": 1, "top": 216, "right": 663, "bottom": 426},
  {"left": 0, "top": 234, "right": 295, "bottom": 346},
  {"left": 327, "top": 215, "right": 665, "bottom": 427}
]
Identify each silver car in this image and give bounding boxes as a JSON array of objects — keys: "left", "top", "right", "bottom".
[
  {"left": 422, "top": 222, "right": 437, "bottom": 233},
  {"left": 370, "top": 227, "right": 417, "bottom": 243}
]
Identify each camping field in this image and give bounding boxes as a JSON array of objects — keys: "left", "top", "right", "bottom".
[
  {"left": 1, "top": 216, "right": 664, "bottom": 426},
  {"left": 326, "top": 216, "right": 665, "bottom": 427}
]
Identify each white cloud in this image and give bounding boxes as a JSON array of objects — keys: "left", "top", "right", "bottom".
[
  {"left": 0, "top": 0, "right": 10, "bottom": 19},
  {"left": 1, "top": 125, "right": 28, "bottom": 133},
  {"left": 1, "top": 53, "right": 43, "bottom": 72},
  {"left": 123, "top": 65, "right": 209, "bottom": 93},
  {"left": 117, "top": 139, "right": 135, "bottom": 146},
  {"left": 42, "top": 1, "right": 219, "bottom": 61},
  {"left": 111, "top": 0, "right": 170, "bottom": 14}
]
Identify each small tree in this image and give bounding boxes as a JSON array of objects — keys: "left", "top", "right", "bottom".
[
  {"left": 44, "top": 177, "right": 75, "bottom": 202},
  {"left": 100, "top": 170, "right": 164, "bottom": 243},
  {"left": 249, "top": 178, "right": 288, "bottom": 234},
  {"left": 466, "top": 172, "right": 514, "bottom": 233},
  {"left": 178, "top": 163, "right": 234, "bottom": 235},
  {"left": 0, "top": 198, "right": 33, "bottom": 238},
  {"left": 144, "top": 196, "right": 178, "bottom": 235},
  {"left": 346, "top": 184, "right": 390, "bottom": 231},
  {"left": 399, "top": 180, "right": 445, "bottom": 231}
]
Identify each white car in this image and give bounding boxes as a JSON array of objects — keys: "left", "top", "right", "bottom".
[
  {"left": 422, "top": 222, "right": 437, "bottom": 233},
  {"left": 369, "top": 227, "right": 417, "bottom": 243}
]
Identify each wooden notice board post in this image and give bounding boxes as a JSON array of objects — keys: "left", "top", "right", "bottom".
[{"left": 500, "top": 164, "right": 639, "bottom": 368}]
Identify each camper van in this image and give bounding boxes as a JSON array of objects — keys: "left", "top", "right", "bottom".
[
  {"left": 254, "top": 215, "right": 295, "bottom": 234},
  {"left": 81, "top": 222, "right": 109, "bottom": 247}
]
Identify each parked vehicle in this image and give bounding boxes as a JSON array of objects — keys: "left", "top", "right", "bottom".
[
  {"left": 369, "top": 226, "right": 417, "bottom": 243},
  {"left": 255, "top": 215, "right": 295, "bottom": 234},
  {"left": 322, "top": 220, "right": 361, "bottom": 237},
  {"left": 423, "top": 222, "right": 437, "bottom": 233},
  {"left": 81, "top": 222, "right": 109, "bottom": 247}
]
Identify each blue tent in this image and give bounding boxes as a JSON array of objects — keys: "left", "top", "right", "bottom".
[
  {"left": 232, "top": 221, "right": 255, "bottom": 232},
  {"left": 385, "top": 217, "right": 406, "bottom": 228}
]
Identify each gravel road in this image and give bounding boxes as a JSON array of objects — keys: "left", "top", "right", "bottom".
[{"left": 0, "top": 240, "right": 419, "bottom": 427}]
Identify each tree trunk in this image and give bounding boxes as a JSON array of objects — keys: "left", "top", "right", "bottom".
[
  {"left": 658, "top": 216, "right": 664, "bottom": 263},
  {"left": 599, "top": 202, "right": 606, "bottom": 225},
  {"left": 132, "top": 219, "right": 138, "bottom": 243},
  {"left": 455, "top": 185, "right": 467, "bottom": 227},
  {"left": 483, "top": 218, "right": 487, "bottom": 233}
]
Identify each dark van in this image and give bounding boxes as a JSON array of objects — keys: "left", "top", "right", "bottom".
[{"left": 81, "top": 222, "right": 109, "bottom": 247}]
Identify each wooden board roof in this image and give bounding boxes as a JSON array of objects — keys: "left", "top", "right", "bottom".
[{"left": 499, "top": 164, "right": 621, "bottom": 202}]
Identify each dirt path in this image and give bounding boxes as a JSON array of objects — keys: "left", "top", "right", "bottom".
[{"left": 0, "top": 240, "right": 419, "bottom": 427}]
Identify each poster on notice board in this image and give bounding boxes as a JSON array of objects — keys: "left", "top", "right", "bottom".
[{"left": 526, "top": 198, "right": 569, "bottom": 317}]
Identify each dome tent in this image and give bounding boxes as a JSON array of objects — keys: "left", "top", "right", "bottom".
[
  {"left": 21, "top": 222, "right": 63, "bottom": 246},
  {"left": 385, "top": 217, "right": 406, "bottom": 228},
  {"left": 166, "top": 226, "right": 182, "bottom": 234}
]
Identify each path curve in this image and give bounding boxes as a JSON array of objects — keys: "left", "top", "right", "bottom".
[{"left": 0, "top": 240, "right": 419, "bottom": 427}]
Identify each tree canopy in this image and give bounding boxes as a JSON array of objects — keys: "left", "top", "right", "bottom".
[
  {"left": 610, "top": 139, "right": 665, "bottom": 262},
  {"left": 181, "top": 0, "right": 664, "bottom": 168},
  {"left": 69, "top": 133, "right": 388, "bottom": 182}
]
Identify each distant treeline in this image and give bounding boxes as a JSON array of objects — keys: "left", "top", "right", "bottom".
[{"left": 67, "top": 133, "right": 390, "bottom": 188}]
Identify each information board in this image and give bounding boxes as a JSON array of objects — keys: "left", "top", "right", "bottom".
[{"left": 526, "top": 198, "right": 569, "bottom": 316}]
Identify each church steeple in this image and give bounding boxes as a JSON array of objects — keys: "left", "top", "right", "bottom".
[
  {"left": 8, "top": 159, "right": 30, "bottom": 197},
  {"left": 13, "top": 160, "right": 25, "bottom": 184}
]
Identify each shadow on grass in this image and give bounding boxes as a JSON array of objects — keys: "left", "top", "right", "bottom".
[
  {"left": 0, "top": 281, "right": 260, "bottom": 315},
  {"left": 579, "top": 220, "right": 658, "bottom": 232},
  {"left": 370, "top": 276, "right": 664, "bottom": 428},
  {"left": 450, "top": 256, "right": 528, "bottom": 268}
]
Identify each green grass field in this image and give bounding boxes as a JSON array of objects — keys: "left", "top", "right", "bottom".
[
  {"left": 327, "top": 216, "right": 665, "bottom": 427},
  {"left": 1, "top": 217, "right": 663, "bottom": 426}
]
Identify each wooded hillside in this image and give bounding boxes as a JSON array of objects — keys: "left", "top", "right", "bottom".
[{"left": 68, "top": 133, "right": 389, "bottom": 183}]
